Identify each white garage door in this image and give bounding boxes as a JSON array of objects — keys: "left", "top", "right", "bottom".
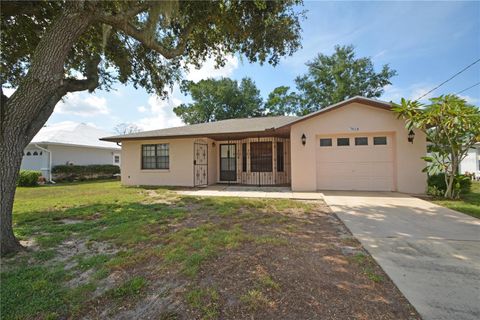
[{"left": 316, "top": 134, "right": 394, "bottom": 191}]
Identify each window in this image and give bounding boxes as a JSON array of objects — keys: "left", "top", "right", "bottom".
[
  {"left": 250, "top": 142, "right": 272, "bottom": 172},
  {"left": 33, "top": 151, "right": 38, "bottom": 156},
  {"left": 142, "top": 144, "right": 169, "bottom": 169},
  {"left": 39, "top": 151, "right": 43, "bottom": 155},
  {"left": 373, "top": 136, "right": 387, "bottom": 145},
  {"left": 242, "top": 143, "right": 247, "bottom": 172},
  {"left": 114, "top": 155, "right": 120, "bottom": 164},
  {"left": 26, "top": 152, "right": 31, "bottom": 156},
  {"left": 355, "top": 137, "right": 368, "bottom": 146},
  {"left": 320, "top": 138, "right": 332, "bottom": 147},
  {"left": 337, "top": 138, "right": 350, "bottom": 146},
  {"left": 276, "top": 142, "right": 284, "bottom": 172}
]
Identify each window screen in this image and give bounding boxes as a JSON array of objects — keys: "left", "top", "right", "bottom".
[
  {"left": 355, "top": 137, "right": 368, "bottom": 146},
  {"left": 276, "top": 142, "right": 284, "bottom": 172},
  {"left": 142, "top": 144, "right": 169, "bottom": 169},
  {"left": 337, "top": 138, "right": 350, "bottom": 146},
  {"left": 250, "top": 142, "right": 272, "bottom": 172},
  {"left": 320, "top": 138, "right": 332, "bottom": 147},
  {"left": 373, "top": 137, "right": 387, "bottom": 145}
]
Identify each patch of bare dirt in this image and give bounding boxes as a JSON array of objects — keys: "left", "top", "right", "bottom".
[
  {"left": 79, "top": 200, "right": 420, "bottom": 320},
  {"left": 180, "top": 204, "right": 419, "bottom": 320}
]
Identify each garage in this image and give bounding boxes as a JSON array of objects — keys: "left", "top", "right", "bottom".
[{"left": 315, "top": 133, "right": 395, "bottom": 191}]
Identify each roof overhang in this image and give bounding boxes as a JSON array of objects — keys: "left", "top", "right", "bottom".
[
  {"left": 28, "top": 141, "right": 121, "bottom": 150},
  {"left": 101, "top": 127, "right": 291, "bottom": 143}
]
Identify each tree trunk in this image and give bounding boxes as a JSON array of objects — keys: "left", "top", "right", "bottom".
[
  {"left": 0, "top": 7, "right": 94, "bottom": 256},
  {"left": 444, "top": 153, "right": 459, "bottom": 199},
  {"left": 0, "top": 139, "right": 25, "bottom": 255}
]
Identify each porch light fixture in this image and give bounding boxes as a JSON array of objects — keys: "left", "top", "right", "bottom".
[
  {"left": 407, "top": 130, "right": 415, "bottom": 143},
  {"left": 301, "top": 134, "right": 306, "bottom": 146}
]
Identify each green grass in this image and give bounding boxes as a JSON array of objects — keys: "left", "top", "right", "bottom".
[
  {"left": 107, "top": 276, "right": 147, "bottom": 299},
  {"left": 258, "top": 274, "right": 280, "bottom": 290},
  {"left": 186, "top": 287, "right": 219, "bottom": 319},
  {"left": 432, "top": 181, "right": 480, "bottom": 219},
  {"left": 0, "top": 264, "right": 68, "bottom": 320},
  {"left": 3, "top": 180, "right": 309, "bottom": 320},
  {"left": 240, "top": 289, "right": 270, "bottom": 310},
  {"left": 351, "top": 253, "right": 384, "bottom": 283}
]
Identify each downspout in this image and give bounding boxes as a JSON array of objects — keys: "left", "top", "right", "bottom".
[{"left": 34, "top": 144, "right": 54, "bottom": 183}]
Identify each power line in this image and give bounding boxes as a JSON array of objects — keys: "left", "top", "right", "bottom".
[
  {"left": 415, "top": 58, "right": 480, "bottom": 101},
  {"left": 455, "top": 81, "right": 480, "bottom": 95}
]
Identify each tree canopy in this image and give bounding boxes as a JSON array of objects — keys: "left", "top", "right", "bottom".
[
  {"left": 1, "top": 0, "right": 303, "bottom": 96},
  {"left": 393, "top": 95, "right": 480, "bottom": 199},
  {"left": 264, "top": 86, "right": 300, "bottom": 115},
  {"left": 293, "top": 45, "right": 396, "bottom": 114},
  {"left": 0, "top": 0, "right": 304, "bottom": 255},
  {"left": 174, "top": 77, "right": 263, "bottom": 124}
]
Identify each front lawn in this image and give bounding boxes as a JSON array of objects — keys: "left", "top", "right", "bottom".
[
  {"left": 432, "top": 181, "right": 480, "bottom": 219},
  {"left": 2, "top": 180, "right": 419, "bottom": 319}
]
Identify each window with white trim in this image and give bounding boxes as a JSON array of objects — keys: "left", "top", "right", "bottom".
[
  {"left": 355, "top": 137, "right": 368, "bottom": 146},
  {"left": 337, "top": 138, "right": 350, "bottom": 146},
  {"left": 373, "top": 137, "right": 387, "bottom": 145}
]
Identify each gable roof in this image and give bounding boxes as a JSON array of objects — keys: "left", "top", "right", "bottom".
[
  {"left": 276, "top": 96, "right": 392, "bottom": 129},
  {"left": 101, "top": 116, "right": 298, "bottom": 142},
  {"left": 101, "top": 96, "right": 393, "bottom": 142},
  {"left": 31, "top": 122, "right": 120, "bottom": 150}
]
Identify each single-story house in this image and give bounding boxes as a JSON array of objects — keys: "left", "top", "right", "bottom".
[
  {"left": 459, "top": 143, "right": 480, "bottom": 178},
  {"left": 102, "top": 96, "right": 427, "bottom": 193},
  {"left": 21, "top": 122, "right": 121, "bottom": 181}
]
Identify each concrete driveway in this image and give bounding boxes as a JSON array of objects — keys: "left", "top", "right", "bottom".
[{"left": 323, "top": 191, "right": 480, "bottom": 320}]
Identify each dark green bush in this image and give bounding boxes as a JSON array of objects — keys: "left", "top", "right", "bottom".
[
  {"left": 427, "top": 173, "right": 472, "bottom": 196},
  {"left": 17, "top": 170, "right": 42, "bottom": 187},
  {"left": 51, "top": 165, "right": 120, "bottom": 182},
  {"left": 52, "top": 164, "right": 119, "bottom": 175}
]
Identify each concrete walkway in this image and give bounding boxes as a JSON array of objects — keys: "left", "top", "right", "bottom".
[
  {"left": 175, "top": 185, "right": 323, "bottom": 200},
  {"left": 323, "top": 191, "right": 480, "bottom": 320}
]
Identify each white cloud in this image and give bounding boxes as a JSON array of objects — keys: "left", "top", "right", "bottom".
[
  {"left": 55, "top": 93, "right": 110, "bottom": 117},
  {"left": 458, "top": 95, "right": 478, "bottom": 105},
  {"left": 185, "top": 55, "right": 239, "bottom": 82},
  {"left": 135, "top": 95, "right": 184, "bottom": 130},
  {"left": 382, "top": 83, "right": 435, "bottom": 104},
  {"left": 137, "top": 106, "right": 147, "bottom": 113}
]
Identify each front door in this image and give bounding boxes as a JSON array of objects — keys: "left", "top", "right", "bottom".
[
  {"left": 220, "top": 144, "right": 236, "bottom": 181},
  {"left": 194, "top": 142, "right": 208, "bottom": 186}
]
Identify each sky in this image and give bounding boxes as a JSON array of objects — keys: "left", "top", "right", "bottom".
[{"left": 27, "top": 1, "right": 480, "bottom": 133}]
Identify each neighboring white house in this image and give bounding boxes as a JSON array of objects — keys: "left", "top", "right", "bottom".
[
  {"left": 21, "top": 122, "right": 121, "bottom": 181},
  {"left": 459, "top": 143, "right": 480, "bottom": 178}
]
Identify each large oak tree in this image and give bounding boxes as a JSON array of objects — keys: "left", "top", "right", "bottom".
[{"left": 0, "top": 0, "right": 303, "bottom": 255}]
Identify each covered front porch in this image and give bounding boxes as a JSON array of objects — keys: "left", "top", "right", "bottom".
[{"left": 193, "top": 135, "right": 292, "bottom": 187}]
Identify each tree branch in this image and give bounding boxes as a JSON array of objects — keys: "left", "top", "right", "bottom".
[
  {"left": 97, "top": 11, "right": 193, "bottom": 60},
  {"left": 62, "top": 54, "right": 101, "bottom": 93}
]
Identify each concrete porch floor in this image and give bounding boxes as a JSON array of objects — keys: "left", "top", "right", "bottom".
[{"left": 175, "top": 184, "right": 324, "bottom": 200}]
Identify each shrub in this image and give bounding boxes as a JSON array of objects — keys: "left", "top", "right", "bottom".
[
  {"left": 51, "top": 165, "right": 120, "bottom": 182},
  {"left": 427, "top": 173, "right": 472, "bottom": 196},
  {"left": 52, "top": 165, "right": 120, "bottom": 175},
  {"left": 17, "top": 170, "right": 42, "bottom": 187}
]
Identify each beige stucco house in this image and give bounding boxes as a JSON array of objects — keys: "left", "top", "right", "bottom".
[{"left": 102, "top": 97, "right": 427, "bottom": 193}]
